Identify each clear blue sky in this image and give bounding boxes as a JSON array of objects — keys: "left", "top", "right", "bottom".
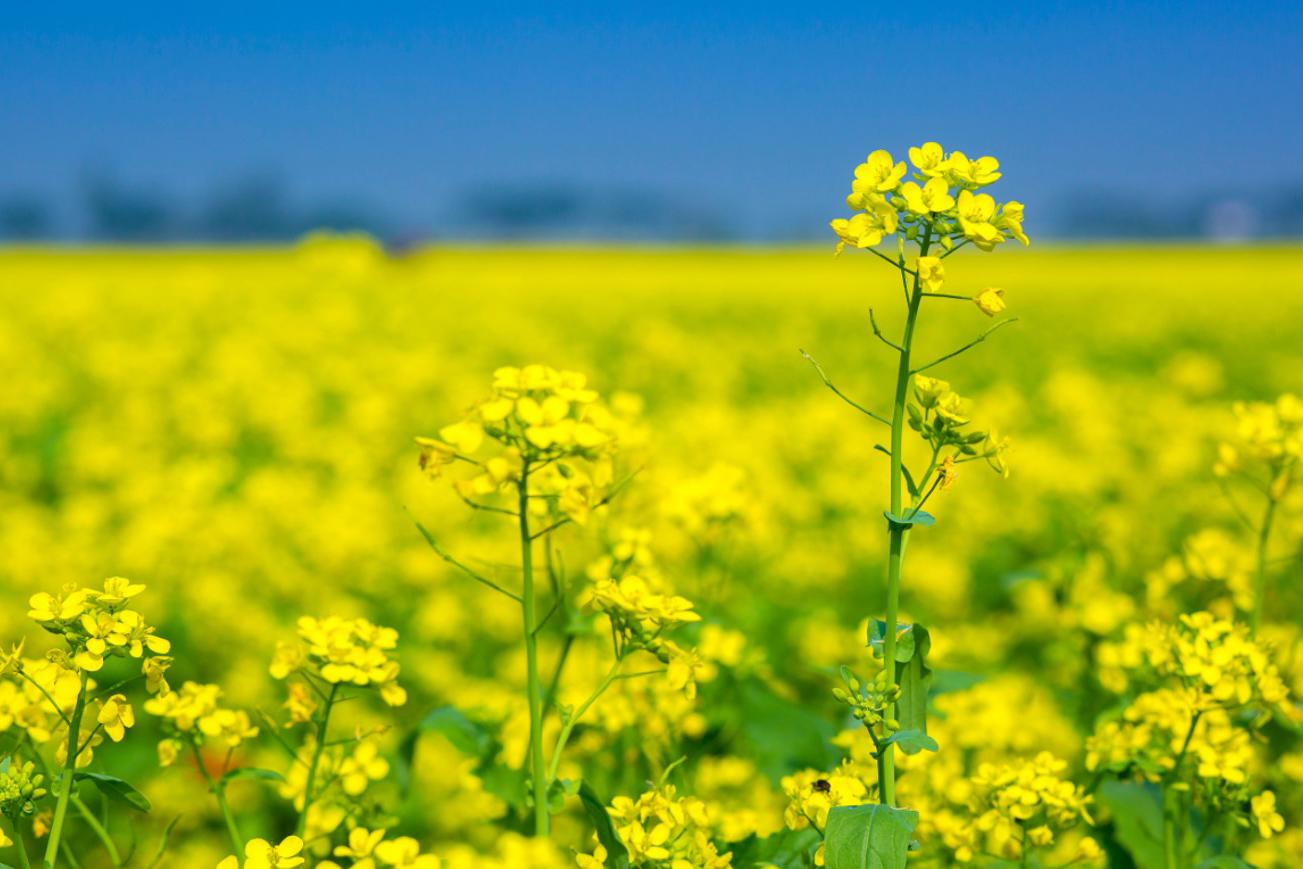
[{"left": 3, "top": 2, "right": 1302, "bottom": 237}]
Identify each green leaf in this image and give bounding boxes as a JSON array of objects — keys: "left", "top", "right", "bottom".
[
  {"left": 219, "top": 767, "right": 285, "bottom": 786},
  {"left": 547, "top": 777, "right": 582, "bottom": 814},
  {"left": 824, "top": 803, "right": 918, "bottom": 869},
  {"left": 1097, "top": 781, "right": 1166, "bottom": 868},
  {"left": 75, "top": 771, "right": 151, "bottom": 812},
  {"left": 1196, "top": 858, "right": 1251, "bottom": 868},
  {"left": 881, "top": 729, "right": 938, "bottom": 755},
  {"left": 882, "top": 510, "right": 935, "bottom": 531},
  {"left": 397, "top": 704, "right": 494, "bottom": 792},
  {"left": 895, "top": 624, "right": 932, "bottom": 736},
  {"left": 928, "top": 670, "right": 984, "bottom": 696},
  {"left": 866, "top": 622, "right": 915, "bottom": 663},
  {"left": 729, "top": 827, "right": 822, "bottom": 868},
  {"left": 415, "top": 706, "right": 492, "bottom": 756},
  {"left": 578, "top": 781, "right": 631, "bottom": 869},
  {"left": 736, "top": 678, "right": 838, "bottom": 778}
]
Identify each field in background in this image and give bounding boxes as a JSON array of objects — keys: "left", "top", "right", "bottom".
[{"left": 2, "top": 242, "right": 1302, "bottom": 863}]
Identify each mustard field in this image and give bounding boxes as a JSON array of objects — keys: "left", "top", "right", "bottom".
[{"left": 2, "top": 240, "right": 1302, "bottom": 867}]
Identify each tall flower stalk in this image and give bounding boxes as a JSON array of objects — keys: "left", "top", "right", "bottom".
[
  {"left": 805, "top": 142, "right": 1025, "bottom": 840},
  {"left": 416, "top": 364, "right": 638, "bottom": 839}
]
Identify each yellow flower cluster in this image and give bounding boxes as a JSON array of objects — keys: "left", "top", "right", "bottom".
[
  {"left": 830, "top": 142, "right": 1028, "bottom": 254},
  {"left": 582, "top": 530, "right": 705, "bottom": 697},
  {"left": 27, "top": 577, "right": 171, "bottom": 675},
  {"left": 1086, "top": 688, "right": 1253, "bottom": 785},
  {"left": 271, "top": 615, "right": 407, "bottom": 708},
  {"left": 1097, "top": 612, "right": 1288, "bottom": 709},
  {"left": 781, "top": 763, "right": 874, "bottom": 833},
  {"left": 315, "top": 827, "right": 442, "bottom": 868},
  {"left": 0, "top": 759, "right": 46, "bottom": 821},
  {"left": 577, "top": 784, "right": 732, "bottom": 869},
  {"left": 908, "top": 375, "right": 1010, "bottom": 477},
  {"left": 962, "top": 752, "right": 1094, "bottom": 861},
  {"left": 145, "top": 681, "right": 259, "bottom": 764},
  {"left": 1214, "top": 394, "right": 1303, "bottom": 492},
  {"left": 417, "top": 364, "right": 626, "bottom": 525}
]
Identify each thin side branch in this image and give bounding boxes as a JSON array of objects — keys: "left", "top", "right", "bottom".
[
  {"left": 529, "top": 467, "right": 643, "bottom": 540},
  {"left": 801, "top": 350, "right": 891, "bottom": 426},
  {"left": 866, "top": 246, "right": 916, "bottom": 276},
  {"left": 920, "top": 291, "right": 971, "bottom": 301},
  {"left": 939, "top": 238, "right": 971, "bottom": 258},
  {"left": 910, "top": 318, "right": 1019, "bottom": 375},
  {"left": 868, "top": 308, "right": 903, "bottom": 352},
  {"left": 456, "top": 495, "right": 519, "bottom": 517},
  {"left": 406, "top": 509, "right": 524, "bottom": 603}
]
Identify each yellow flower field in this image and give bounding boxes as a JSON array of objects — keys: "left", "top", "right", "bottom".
[{"left": 2, "top": 240, "right": 1302, "bottom": 866}]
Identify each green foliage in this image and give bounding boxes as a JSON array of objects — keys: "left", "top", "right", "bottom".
[
  {"left": 578, "top": 780, "right": 631, "bottom": 869},
  {"left": 823, "top": 803, "right": 918, "bottom": 869},
  {"left": 74, "top": 771, "right": 151, "bottom": 813}
]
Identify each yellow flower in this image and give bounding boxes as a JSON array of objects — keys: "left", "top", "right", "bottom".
[
  {"left": 242, "top": 835, "right": 306, "bottom": 869},
  {"left": 956, "top": 190, "right": 1001, "bottom": 250},
  {"left": 997, "top": 201, "right": 1029, "bottom": 245},
  {"left": 339, "top": 740, "right": 390, "bottom": 795},
  {"left": 28, "top": 588, "right": 88, "bottom": 624},
  {"left": 97, "top": 694, "right": 134, "bottom": 742},
  {"left": 916, "top": 256, "right": 945, "bottom": 292},
  {"left": 830, "top": 202, "right": 898, "bottom": 253},
  {"left": 974, "top": 287, "right": 1006, "bottom": 316},
  {"left": 334, "top": 827, "right": 387, "bottom": 865},
  {"left": 908, "top": 141, "right": 948, "bottom": 178},
  {"left": 899, "top": 177, "right": 955, "bottom": 215},
  {"left": 96, "top": 576, "right": 145, "bottom": 605},
  {"left": 1252, "top": 791, "right": 1285, "bottom": 838},
  {"left": 946, "top": 151, "right": 1001, "bottom": 187},
  {"left": 374, "top": 836, "right": 441, "bottom": 868},
  {"left": 851, "top": 149, "right": 907, "bottom": 194}
]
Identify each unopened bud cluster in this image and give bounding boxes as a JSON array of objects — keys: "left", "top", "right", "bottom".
[
  {"left": 0, "top": 759, "right": 47, "bottom": 819},
  {"left": 833, "top": 667, "right": 900, "bottom": 732}
]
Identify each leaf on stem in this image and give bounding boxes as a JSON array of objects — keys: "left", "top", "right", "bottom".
[
  {"left": 880, "top": 728, "right": 938, "bottom": 756},
  {"left": 823, "top": 803, "right": 918, "bottom": 869},
  {"left": 883, "top": 509, "right": 934, "bottom": 531},
  {"left": 579, "top": 781, "right": 632, "bottom": 869},
  {"left": 75, "top": 771, "right": 151, "bottom": 812}
]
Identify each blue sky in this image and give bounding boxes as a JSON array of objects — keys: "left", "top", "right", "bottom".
[{"left": 3, "top": 2, "right": 1302, "bottom": 237}]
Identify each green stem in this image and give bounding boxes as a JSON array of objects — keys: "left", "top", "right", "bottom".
[
  {"left": 879, "top": 231, "right": 929, "bottom": 807},
  {"left": 189, "top": 739, "right": 243, "bottom": 855},
  {"left": 296, "top": 683, "right": 338, "bottom": 839},
  {"left": 43, "top": 669, "right": 88, "bottom": 869},
  {"left": 1250, "top": 496, "right": 1278, "bottom": 636},
  {"left": 9, "top": 818, "right": 32, "bottom": 869},
  {"left": 546, "top": 659, "right": 622, "bottom": 785},
  {"left": 1162, "top": 784, "right": 1184, "bottom": 869},
  {"left": 71, "top": 796, "right": 121, "bottom": 867},
  {"left": 519, "top": 467, "right": 550, "bottom": 837}
]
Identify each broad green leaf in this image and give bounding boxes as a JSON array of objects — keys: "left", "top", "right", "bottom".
[
  {"left": 928, "top": 670, "right": 984, "bottom": 696},
  {"left": 1196, "top": 858, "right": 1251, "bottom": 868},
  {"left": 881, "top": 729, "right": 938, "bottom": 755},
  {"left": 75, "top": 771, "right": 151, "bottom": 812},
  {"left": 728, "top": 827, "right": 822, "bottom": 868},
  {"left": 824, "top": 803, "right": 918, "bottom": 869},
  {"left": 578, "top": 781, "right": 631, "bottom": 869},
  {"left": 895, "top": 624, "right": 932, "bottom": 736},
  {"left": 415, "top": 706, "right": 492, "bottom": 756},
  {"left": 219, "top": 767, "right": 285, "bottom": 785},
  {"left": 1097, "top": 781, "right": 1167, "bottom": 868}
]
